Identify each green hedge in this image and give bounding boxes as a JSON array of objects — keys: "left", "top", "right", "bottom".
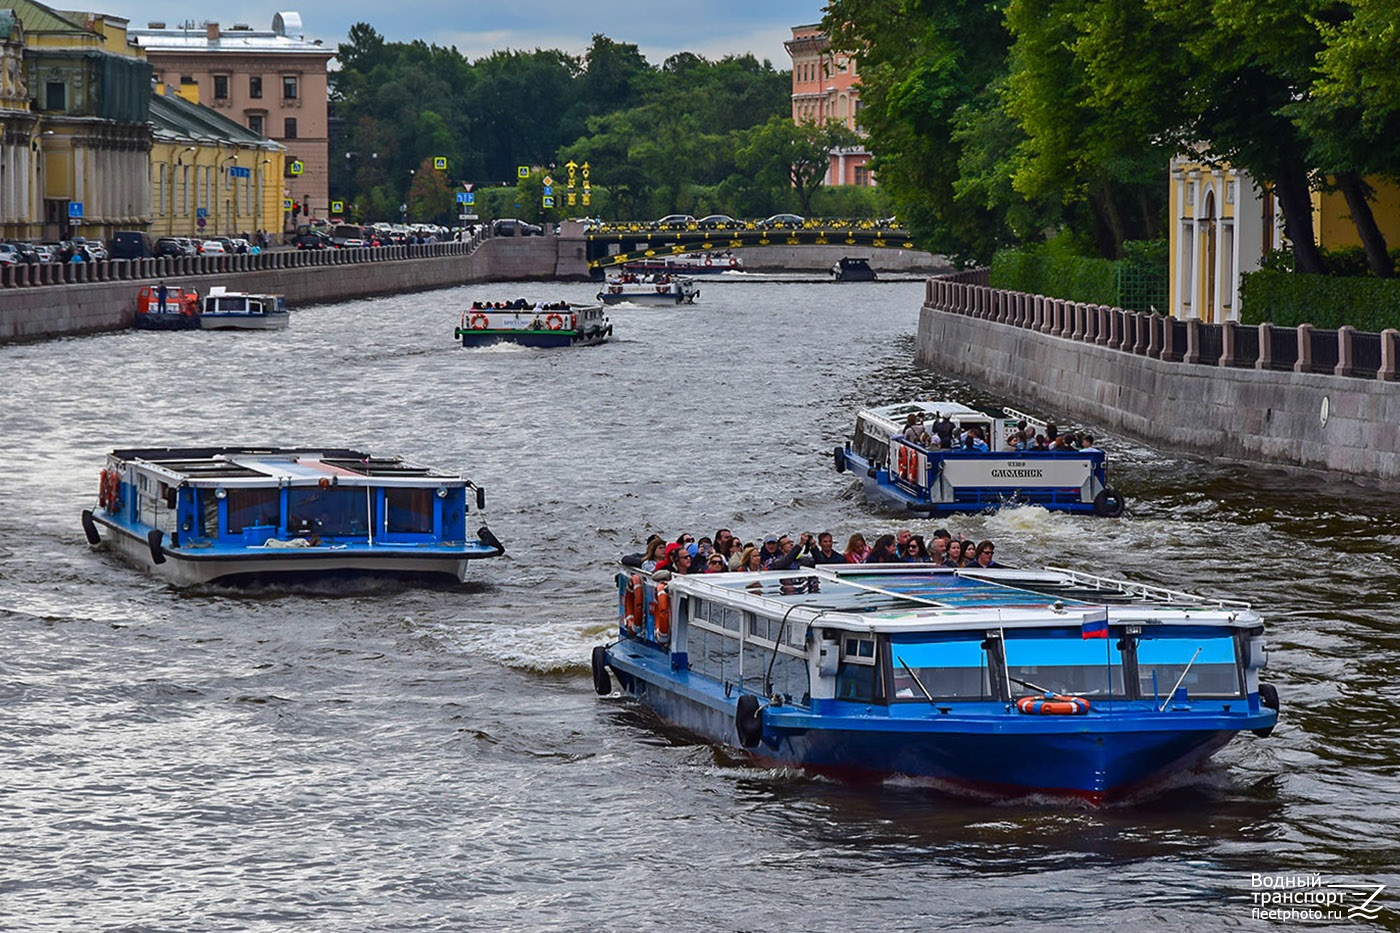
[
  {"left": 1239, "top": 270, "right": 1400, "bottom": 330},
  {"left": 990, "top": 240, "right": 1168, "bottom": 313}
]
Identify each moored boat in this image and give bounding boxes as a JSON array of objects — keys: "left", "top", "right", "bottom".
[
  {"left": 625, "top": 251, "right": 744, "bottom": 275},
  {"left": 453, "top": 300, "right": 613, "bottom": 348},
  {"left": 836, "top": 400, "right": 1126, "bottom": 515},
  {"left": 81, "top": 446, "right": 504, "bottom": 585},
  {"left": 596, "top": 273, "right": 700, "bottom": 306},
  {"left": 199, "top": 286, "right": 289, "bottom": 330},
  {"left": 832, "top": 257, "right": 876, "bottom": 282},
  {"left": 594, "top": 562, "right": 1279, "bottom": 804},
  {"left": 133, "top": 283, "right": 201, "bottom": 330}
]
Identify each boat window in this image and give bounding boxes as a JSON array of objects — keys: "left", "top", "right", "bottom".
[
  {"left": 843, "top": 636, "right": 876, "bottom": 664},
  {"left": 890, "top": 639, "right": 996, "bottom": 700},
  {"left": 386, "top": 487, "right": 434, "bottom": 534},
  {"left": 288, "top": 487, "right": 370, "bottom": 537},
  {"left": 1004, "top": 634, "right": 1124, "bottom": 698},
  {"left": 201, "top": 490, "right": 218, "bottom": 536},
  {"left": 1136, "top": 635, "right": 1241, "bottom": 699},
  {"left": 225, "top": 488, "right": 280, "bottom": 534}
]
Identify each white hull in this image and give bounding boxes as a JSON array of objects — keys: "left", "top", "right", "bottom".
[{"left": 199, "top": 313, "right": 289, "bottom": 330}]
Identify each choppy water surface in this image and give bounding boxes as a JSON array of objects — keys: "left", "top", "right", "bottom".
[{"left": 2, "top": 276, "right": 1398, "bottom": 931}]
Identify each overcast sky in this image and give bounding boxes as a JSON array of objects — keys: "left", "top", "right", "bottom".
[{"left": 126, "top": 1, "right": 823, "bottom": 69}]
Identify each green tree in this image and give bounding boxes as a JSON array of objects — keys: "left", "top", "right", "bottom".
[
  {"left": 736, "top": 117, "right": 859, "bottom": 216},
  {"left": 406, "top": 156, "right": 453, "bottom": 224}
]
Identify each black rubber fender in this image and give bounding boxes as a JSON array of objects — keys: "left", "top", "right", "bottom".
[
  {"left": 833, "top": 445, "right": 847, "bottom": 474},
  {"left": 591, "top": 645, "right": 612, "bottom": 696},
  {"left": 735, "top": 694, "right": 763, "bottom": 749},
  {"left": 81, "top": 509, "right": 101, "bottom": 545},
  {"left": 1253, "top": 683, "right": 1280, "bottom": 737},
  {"left": 147, "top": 529, "right": 166, "bottom": 565},
  {"left": 1093, "top": 486, "right": 1126, "bottom": 517}
]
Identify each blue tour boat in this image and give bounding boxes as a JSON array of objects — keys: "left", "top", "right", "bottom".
[
  {"left": 593, "top": 563, "right": 1279, "bottom": 804},
  {"left": 454, "top": 300, "right": 612, "bottom": 348},
  {"left": 199, "top": 286, "right": 289, "bottom": 330},
  {"left": 596, "top": 273, "right": 700, "bottom": 306},
  {"left": 81, "top": 446, "right": 504, "bottom": 585},
  {"left": 835, "top": 400, "right": 1126, "bottom": 515}
]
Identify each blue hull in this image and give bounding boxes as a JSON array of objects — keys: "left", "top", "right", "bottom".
[
  {"left": 603, "top": 638, "right": 1270, "bottom": 804},
  {"left": 457, "top": 329, "right": 610, "bottom": 348}
]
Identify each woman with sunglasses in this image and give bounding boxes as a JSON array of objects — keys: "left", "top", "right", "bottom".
[
  {"left": 905, "top": 535, "right": 931, "bottom": 563},
  {"left": 704, "top": 553, "right": 728, "bottom": 573},
  {"left": 972, "top": 540, "right": 999, "bottom": 568}
]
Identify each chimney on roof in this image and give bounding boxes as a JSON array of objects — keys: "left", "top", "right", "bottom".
[
  {"left": 148, "top": 21, "right": 165, "bottom": 28},
  {"left": 206, "top": 22, "right": 220, "bottom": 41}
]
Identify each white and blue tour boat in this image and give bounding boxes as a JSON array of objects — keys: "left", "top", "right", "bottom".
[
  {"left": 454, "top": 300, "right": 612, "bottom": 348},
  {"left": 81, "top": 446, "right": 504, "bottom": 585},
  {"left": 625, "top": 251, "right": 744, "bottom": 275},
  {"left": 593, "top": 562, "right": 1279, "bottom": 804},
  {"left": 836, "top": 400, "right": 1125, "bottom": 515},
  {"left": 596, "top": 272, "right": 700, "bottom": 306},
  {"left": 199, "top": 286, "right": 289, "bottom": 330}
]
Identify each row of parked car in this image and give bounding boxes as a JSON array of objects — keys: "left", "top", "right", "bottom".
[{"left": 0, "top": 237, "right": 111, "bottom": 265}]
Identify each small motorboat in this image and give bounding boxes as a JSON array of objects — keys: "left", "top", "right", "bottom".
[
  {"left": 133, "top": 284, "right": 201, "bottom": 330},
  {"left": 199, "top": 286, "right": 289, "bottom": 330}
]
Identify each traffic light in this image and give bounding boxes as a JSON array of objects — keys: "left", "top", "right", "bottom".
[{"left": 291, "top": 201, "right": 300, "bottom": 216}]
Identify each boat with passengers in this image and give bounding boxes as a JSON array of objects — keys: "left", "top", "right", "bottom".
[
  {"left": 133, "top": 283, "right": 202, "bottom": 329},
  {"left": 593, "top": 561, "right": 1280, "bottom": 804},
  {"left": 81, "top": 446, "right": 504, "bottom": 585},
  {"left": 454, "top": 299, "right": 613, "bottom": 348},
  {"left": 596, "top": 272, "right": 699, "bottom": 306},
  {"left": 625, "top": 251, "right": 744, "bottom": 275},
  {"left": 835, "top": 400, "right": 1126, "bottom": 516},
  {"left": 199, "top": 286, "right": 289, "bottom": 330}
]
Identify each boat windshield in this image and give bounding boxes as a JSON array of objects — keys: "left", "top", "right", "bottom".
[
  {"left": 288, "top": 486, "right": 370, "bottom": 537},
  {"left": 1004, "top": 634, "right": 1125, "bottom": 698},
  {"left": 890, "top": 638, "right": 997, "bottom": 700},
  {"left": 1136, "top": 634, "right": 1241, "bottom": 699}
]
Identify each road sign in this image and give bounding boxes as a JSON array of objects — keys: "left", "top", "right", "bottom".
[
  {"left": 434, "top": 156, "right": 447, "bottom": 170},
  {"left": 331, "top": 200, "right": 345, "bottom": 213},
  {"left": 196, "top": 207, "right": 208, "bottom": 219},
  {"left": 289, "top": 160, "right": 304, "bottom": 175},
  {"left": 464, "top": 182, "right": 474, "bottom": 192},
  {"left": 543, "top": 175, "right": 554, "bottom": 187},
  {"left": 197, "top": 218, "right": 206, "bottom": 229},
  {"left": 283, "top": 198, "right": 293, "bottom": 211},
  {"left": 456, "top": 192, "right": 470, "bottom": 203},
  {"left": 68, "top": 202, "right": 84, "bottom": 218},
  {"left": 465, "top": 191, "right": 474, "bottom": 204},
  {"left": 543, "top": 185, "right": 553, "bottom": 196},
  {"left": 229, "top": 166, "right": 251, "bottom": 179},
  {"left": 517, "top": 166, "right": 529, "bottom": 178},
  {"left": 543, "top": 196, "right": 555, "bottom": 208}
]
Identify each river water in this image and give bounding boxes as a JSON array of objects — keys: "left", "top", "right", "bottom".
[{"left": 2, "top": 276, "right": 1398, "bottom": 931}]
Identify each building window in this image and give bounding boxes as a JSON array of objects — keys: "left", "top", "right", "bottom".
[
  {"left": 282, "top": 75, "right": 298, "bottom": 100},
  {"left": 45, "top": 81, "right": 66, "bottom": 111},
  {"left": 248, "top": 115, "right": 264, "bottom": 135},
  {"left": 855, "top": 165, "right": 872, "bottom": 187},
  {"left": 284, "top": 118, "right": 297, "bottom": 139},
  {"left": 213, "top": 75, "right": 229, "bottom": 99},
  {"left": 249, "top": 75, "right": 262, "bottom": 99}
]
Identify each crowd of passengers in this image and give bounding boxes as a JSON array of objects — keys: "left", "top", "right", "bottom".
[
  {"left": 895, "top": 411, "right": 1100, "bottom": 454},
  {"left": 622, "top": 528, "right": 1001, "bottom": 576},
  {"left": 469, "top": 299, "right": 571, "bottom": 310}
]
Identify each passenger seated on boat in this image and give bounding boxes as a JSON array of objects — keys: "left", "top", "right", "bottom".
[
  {"left": 929, "top": 531, "right": 950, "bottom": 563},
  {"left": 1079, "top": 435, "right": 1101, "bottom": 452},
  {"left": 765, "top": 535, "right": 809, "bottom": 571},
  {"left": 944, "top": 539, "right": 973, "bottom": 568},
  {"left": 704, "top": 553, "right": 728, "bottom": 573},
  {"left": 972, "top": 541, "right": 999, "bottom": 568},
  {"left": 738, "top": 546, "right": 763, "bottom": 572},
  {"left": 807, "top": 532, "right": 846, "bottom": 565},
  {"left": 904, "top": 536, "right": 932, "bottom": 563},
  {"left": 639, "top": 537, "right": 667, "bottom": 571},
  {"left": 960, "top": 427, "right": 990, "bottom": 452},
  {"left": 931, "top": 414, "right": 955, "bottom": 448},
  {"left": 865, "top": 534, "right": 899, "bottom": 563},
  {"left": 843, "top": 533, "right": 871, "bottom": 564}
]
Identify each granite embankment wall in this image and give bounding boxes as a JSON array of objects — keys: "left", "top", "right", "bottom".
[
  {"left": 917, "top": 275, "right": 1400, "bottom": 488},
  {"left": 0, "top": 234, "right": 588, "bottom": 344}
]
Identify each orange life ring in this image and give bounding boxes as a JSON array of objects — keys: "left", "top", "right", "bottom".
[
  {"left": 1015, "top": 694, "right": 1090, "bottom": 715},
  {"left": 100, "top": 468, "right": 120, "bottom": 512},
  {"left": 469, "top": 313, "right": 489, "bottom": 330},
  {"left": 570, "top": 313, "right": 578, "bottom": 330},
  {"left": 98, "top": 469, "right": 110, "bottom": 510},
  {"left": 546, "top": 313, "right": 565, "bottom": 331},
  {"left": 652, "top": 585, "right": 671, "bottom": 642},
  {"left": 623, "top": 574, "right": 644, "bottom": 633}
]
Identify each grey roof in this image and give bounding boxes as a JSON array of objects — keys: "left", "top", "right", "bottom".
[
  {"left": 149, "top": 91, "right": 282, "bottom": 149},
  {"left": 132, "top": 14, "right": 329, "bottom": 54}
]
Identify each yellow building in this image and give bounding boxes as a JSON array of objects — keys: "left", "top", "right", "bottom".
[
  {"left": 149, "top": 85, "right": 285, "bottom": 239},
  {"left": 1170, "top": 157, "right": 1400, "bottom": 323}
]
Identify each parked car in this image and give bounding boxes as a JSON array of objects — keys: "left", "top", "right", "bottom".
[
  {"left": 294, "top": 231, "right": 332, "bottom": 250},
  {"left": 760, "top": 213, "right": 806, "bottom": 230},
  {"left": 229, "top": 238, "right": 252, "bottom": 254},
  {"left": 653, "top": 214, "right": 696, "bottom": 230},
  {"left": 35, "top": 243, "right": 60, "bottom": 262},
  {"left": 154, "top": 237, "right": 191, "bottom": 257},
  {"left": 200, "top": 239, "right": 227, "bottom": 254},
  {"left": 491, "top": 218, "right": 543, "bottom": 237},
  {"left": 696, "top": 214, "right": 739, "bottom": 230},
  {"left": 0, "top": 243, "right": 19, "bottom": 266},
  {"left": 175, "top": 237, "right": 201, "bottom": 255},
  {"left": 109, "top": 230, "right": 151, "bottom": 260},
  {"left": 66, "top": 236, "right": 107, "bottom": 260}
]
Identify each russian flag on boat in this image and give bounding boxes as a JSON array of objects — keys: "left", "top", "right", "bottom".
[{"left": 1081, "top": 614, "right": 1109, "bottom": 639}]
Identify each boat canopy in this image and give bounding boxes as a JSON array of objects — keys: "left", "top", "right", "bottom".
[{"left": 108, "top": 447, "right": 469, "bottom": 489}]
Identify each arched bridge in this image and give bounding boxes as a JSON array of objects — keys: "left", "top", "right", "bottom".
[{"left": 586, "top": 222, "right": 916, "bottom": 272}]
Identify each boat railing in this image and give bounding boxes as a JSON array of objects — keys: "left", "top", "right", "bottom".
[{"left": 1042, "top": 566, "right": 1251, "bottom": 609}]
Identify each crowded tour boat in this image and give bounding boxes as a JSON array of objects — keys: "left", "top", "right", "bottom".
[
  {"left": 199, "top": 286, "right": 289, "bottom": 330},
  {"left": 835, "top": 400, "right": 1126, "bottom": 516},
  {"left": 596, "top": 272, "right": 700, "bottom": 306},
  {"left": 133, "top": 283, "right": 202, "bottom": 330},
  {"left": 593, "top": 560, "right": 1280, "bottom": 804},
  {"left": 453, "top": 299, "right": 613, "bottom": 348},
  {"left": 81, "top": 446, "right": 505, "bottom": 585}
]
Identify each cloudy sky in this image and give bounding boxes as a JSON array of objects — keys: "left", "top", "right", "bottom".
[{"left": 126, "top": 1, "right": 824, "bottom": 68}]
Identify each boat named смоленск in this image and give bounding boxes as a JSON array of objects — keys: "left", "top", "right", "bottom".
[
  {"left": 133, "top": 284, "right": 202, "bottom": 330},
  {"left": 81, "top": 446, "right": 504, "bottom": 585},
  {"left": 453, "top": 300, "right": 612, "bottom": 348},
  {"left": 594, "top": 562, "right": 1279, "bottom": 804},
  {"left": 596, "top": 273, "right": 699, "bottom": 306},
  {"left": 198, "top": 286, "right": 289, "bottom": 330},
  {"left": 836, "top": 400, "right": 1126, "bottom": 515}
]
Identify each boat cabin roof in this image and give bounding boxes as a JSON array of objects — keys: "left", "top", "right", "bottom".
[
  {"left": 107, "top": 446, "right": 466, "bottom": 488},
  {"left": 857, "top": 400, "right": 1043, "bottom": 435},
  {"left": 661, "top": 565, "right": 1258, "bottom": 634}
]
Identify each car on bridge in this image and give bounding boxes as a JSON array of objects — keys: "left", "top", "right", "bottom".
[
  {"left": 760, "top": 213, "right": 806, "bottom": 230},
  {"left": 492, "top": 218, "right": 543, "bottom": 237},
  {"left": 696, "top": 214, "right": 739, "bottom": 230},
  {"left": 653, "top": 214, "right": 696, "bottom": 230}
]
